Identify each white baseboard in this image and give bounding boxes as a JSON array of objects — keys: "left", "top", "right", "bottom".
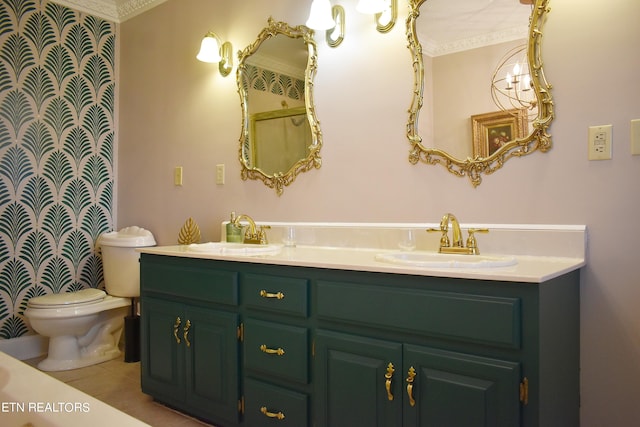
[{"left": 0, "top": 335, "right": 48, "bottom": 360}]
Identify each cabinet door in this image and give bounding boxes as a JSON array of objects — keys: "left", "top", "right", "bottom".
[
  {"left": 140, "top": 297, "right": 184, "bottom": 399},
  {"left": 403, "top": 345, "right": 521, "bottom": 427},
  {"left": 315, "top": 330, "right": 403, "bottom": 427},
  {"left": 183, "top": 305, "right": 240, "bottom": 424}
]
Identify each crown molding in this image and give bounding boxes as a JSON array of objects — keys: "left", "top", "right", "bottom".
[
  {"left": 422, "top": 25, "right": 529, "bottom": 57},
  {"left": 50, "top": 0, "right": 167, "bottom": 23}
]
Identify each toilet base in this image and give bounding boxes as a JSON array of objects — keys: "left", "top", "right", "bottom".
[
  {"left": 31, "top": 303, "right": 129, "bottom": 372},
  {"left": 37, "top": 346, "right": 122, "bottom": 372}
]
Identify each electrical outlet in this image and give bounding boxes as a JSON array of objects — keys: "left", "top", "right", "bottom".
[
  {"left": 216, "top": 164, "right": 225, "bottom": 185},
  {"left": 174, "top": 166, "right": 183, "bottom": 186},
  {"left": 588, "top": 125, "right": 612, "bottom": 160}
]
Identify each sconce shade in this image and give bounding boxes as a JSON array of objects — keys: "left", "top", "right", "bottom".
[
  {"left": 356, "top": 0, "right": 388, "bottom": 14},
  {"left": 306, "top": 0, "right": 336, "bottom": 30},
  {"left": 196, "top": 35, "right": 222, "bottom": 63}
]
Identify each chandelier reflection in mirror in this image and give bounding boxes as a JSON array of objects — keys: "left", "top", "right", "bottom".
[{"left": 491, "top": 44, "right": 538, "bottom": 121}]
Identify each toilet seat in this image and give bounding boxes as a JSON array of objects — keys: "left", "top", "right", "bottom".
[{"left": 28, "top": 289, "right": 107, "bottom": 309}]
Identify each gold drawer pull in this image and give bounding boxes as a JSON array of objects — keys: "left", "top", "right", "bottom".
[
  {"left": 183, "top": 319, "right": 191, "bottom": 347},
  {"left": 385, "top": 363, "right": 395, "bottom": 401},
  {"left": 406, "top": 366, "right": 416, "bottom": 407},
  {"left": 260, "top": 406, "right": 285, "bottom": 420},
  {"left": 260, "top": 289, "right": 284, "bottom": 299},
  {"left": 173, "top": 317, "right": 181, "bottom": 344},
  {"left": 260, "top": 344, "right": 285, "bottom": 356}
]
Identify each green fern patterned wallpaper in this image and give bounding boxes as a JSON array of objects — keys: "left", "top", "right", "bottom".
[
  {"left": 242, "top": 64, "right": 305, "bottom": 101},
  {"left": 0, "top": 0, "right": 115, "bottom": 339}
]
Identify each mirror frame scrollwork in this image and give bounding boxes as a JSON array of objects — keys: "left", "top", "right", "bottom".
[
  {"left": 406, "top": 0, "right": 554, "bottom": 187},
  {"left": 237, "top": 18, "right": 322, "bottom": 195}
]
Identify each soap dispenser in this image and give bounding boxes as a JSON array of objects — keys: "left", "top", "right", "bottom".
[{"left": 226, "top": 212, "right": 243, "bottom": 243}]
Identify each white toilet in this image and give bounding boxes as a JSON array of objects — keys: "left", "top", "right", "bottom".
[{"left": 25, "top": 226, "right": 155, "bottom": 371}]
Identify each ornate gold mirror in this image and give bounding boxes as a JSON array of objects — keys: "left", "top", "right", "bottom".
[
  {"left": 238, "top": 18, "right": 321, "bottom": 195},
  {"left": 407, "top": 0, "right": 553, "bottom": 186}
]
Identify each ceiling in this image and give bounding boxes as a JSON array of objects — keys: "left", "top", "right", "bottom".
[{"left": 52, "top": 0, "right": 532, "bottom": 56}]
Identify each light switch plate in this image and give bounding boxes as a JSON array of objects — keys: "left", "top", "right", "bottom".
[
  {"left": 216, "top": 164, "right": 225, "bottom": 185},
  {"left": 631, "top": 119, "right": 640, "bottom": 155},
  {"left": 174, "top": 166, "right": 183, "bottom": 186}
]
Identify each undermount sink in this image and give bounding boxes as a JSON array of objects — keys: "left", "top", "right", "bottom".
[
  {"left": 187, "top": 242, "right": 283, "bottom": 256},
  {"left": 375, "top": 251, "right": 517, "bottom": 269}
]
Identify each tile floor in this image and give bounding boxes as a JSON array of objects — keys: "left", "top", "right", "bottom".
[{"left": 25, "top": 355, "right": 217, "bottom": 427}]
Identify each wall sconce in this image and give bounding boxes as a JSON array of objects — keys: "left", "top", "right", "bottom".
[
  {"left": 326, "top": 5, "right": 345, "bottom": 47},
  {"left": 306, "top": 0, "right": 336, "bottom": 30},
  {"left": 196, "top": 32, "right": 233, "bottom": 77},
  {"left": 307, "top": 1, "right": 345, "bottom": 48},
  {"left": 357, "top": 0, "right": 396, "bottom": 33}
]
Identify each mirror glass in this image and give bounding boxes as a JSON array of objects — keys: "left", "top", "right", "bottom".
[
  {"left": 238, "top": 18, "right": 321, "bottom": 195},
  {"left": 407, "top": 0, "right": 554, "bottom": 186}
]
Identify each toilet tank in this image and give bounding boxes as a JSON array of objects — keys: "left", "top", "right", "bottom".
[{"left": 98, "top": 226, "right": 156, "bottom": 297}]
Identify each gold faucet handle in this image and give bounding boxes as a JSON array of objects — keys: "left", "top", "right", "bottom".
[
  {"left": 257, "top": 225, "right": 271, "bottom": 244},
  {"left": 466, "top": 228, "right": 489, "bottom": 253},
  {"left": 427, "top": 227, "right": 449, "bottom": 247}
]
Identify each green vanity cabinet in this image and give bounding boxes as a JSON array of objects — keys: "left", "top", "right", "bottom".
[
  {"left": 140, "top": 255, "right": 241, "bottom": 426},
  {"left": 314, "top": 279, "right": 523, "bottom": 427},
  {"left": 139, "top": 253, "right": 579, "bottom": 427},
  {"left": 314, "top": 273, "right": 579, "bottom": 427},
  {"left": 314, "top": 330, "right": 521, "bottom": 427},
  {"left": 242, "top": 273, "right": 312, "bottom": 426}
]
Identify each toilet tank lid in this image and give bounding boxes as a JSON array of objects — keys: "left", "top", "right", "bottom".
[{"left": 98, "top": 226, "right": 156, "bottom": 247}]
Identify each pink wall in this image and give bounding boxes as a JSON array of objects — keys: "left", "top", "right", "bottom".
[{"left": 118, "top": 0, "right": 640, "bottom": 424}]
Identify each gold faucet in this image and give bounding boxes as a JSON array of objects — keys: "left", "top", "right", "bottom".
[
  {"left": 232, "top": 214, "right": 270, "bottom": 244},
  {"left": 427, "top": 213, "right": 488, "bottom": 255}
]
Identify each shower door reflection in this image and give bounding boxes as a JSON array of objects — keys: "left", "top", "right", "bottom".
[{"left": 250, "top": 106, "right": 311, "bottom": 176}]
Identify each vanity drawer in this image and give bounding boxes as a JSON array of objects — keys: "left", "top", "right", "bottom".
[
  {"left": 317, "top": 280, "right": 521, "bottom": 349},
  {"left": 242, "top": 273, "right": 309, "bottom": 317},
  {"left": 244, "top": 318, "right": 309, "bottom": 383},
  {"left": 140, "top": 256, "right": 238, "bottom": 306},
  {"left": 244, "top": 378, "right": 308, "bottom": 427}
]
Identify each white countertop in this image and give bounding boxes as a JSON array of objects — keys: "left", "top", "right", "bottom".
[{"left": 138, "top": 244, "right": 584, "bottom": 283}]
